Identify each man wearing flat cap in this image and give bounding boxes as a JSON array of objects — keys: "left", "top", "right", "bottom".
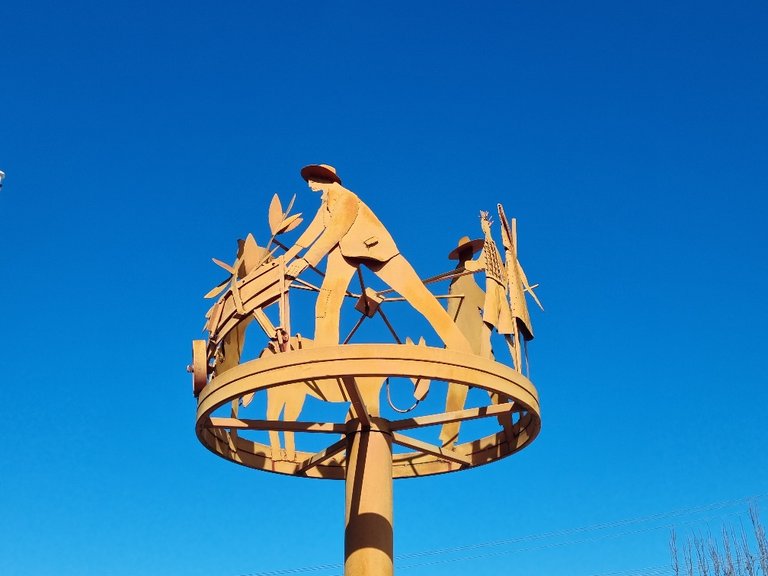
[{"left": 285, "top": 164, "right": 471, "bottom": 354}]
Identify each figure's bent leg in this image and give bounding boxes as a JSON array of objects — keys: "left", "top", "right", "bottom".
[
  {"left": 479, "top": 322, "right": 493, "bottom": 360},
  {"left": 439, "top": 321, "right": 493, "bottom": 447},
  {"left": 440, "top": 383, "right": 469, "bottom": 447},
  {"left": 315, "top": 249, "right": 357, "bottom": 346},
  {"left": 372, "top": 255, "right": 472, "bottom": 353},
  {"left": 507, "top": 334, "right": 521, "bottom": 372}
]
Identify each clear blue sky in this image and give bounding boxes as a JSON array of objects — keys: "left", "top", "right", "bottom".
[{"left": 1, "top": 1, "right": 767, "bottom": 575}]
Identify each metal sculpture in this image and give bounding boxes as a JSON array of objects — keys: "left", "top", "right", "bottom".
[{"left": 189, "top": 165, "right": 544, "bottom": 576}]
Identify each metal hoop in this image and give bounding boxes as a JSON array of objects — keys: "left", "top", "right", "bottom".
[{"left": 195, "top": 344, "right": 541, "bottom": 480}]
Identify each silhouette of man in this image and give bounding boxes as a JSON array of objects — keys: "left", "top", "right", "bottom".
[
  {"left": 441, "top": 235, "right": 515, "bottom": 447},
  {"left": 439, "top": 236, "right": 486, "bottom": 447},
  {"left": 446, "top": 236, "right": 486, "bottom": 354},
  {"left": 464, "top": 211, "right": 517, "bottom": 362},
  {"left": 284, "top": 164, "right": 471, "bottom": 354}
]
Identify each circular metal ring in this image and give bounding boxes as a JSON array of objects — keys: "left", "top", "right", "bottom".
[{"left": 195, "top": 344, "right": 541, "bottom": 479}]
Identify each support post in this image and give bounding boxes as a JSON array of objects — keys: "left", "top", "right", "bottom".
[{"left": 345, "top": 419, "right": 394, "bottom": 576}]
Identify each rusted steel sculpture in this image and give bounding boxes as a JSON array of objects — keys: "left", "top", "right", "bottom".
[{"left": 189, "top": 165, "right": 543, "bottom": 576}]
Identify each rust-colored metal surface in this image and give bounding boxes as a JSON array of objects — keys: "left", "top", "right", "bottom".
[
  {"left": 195, "top": 344, "right": 540, "bottom": 479},
  {"left": 189, "top": 164, "right": 544, "bottom": 575}
]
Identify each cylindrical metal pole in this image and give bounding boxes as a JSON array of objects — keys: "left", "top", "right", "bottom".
[{"left": 345, "top": 419, "right": 393, "bottom": 576}]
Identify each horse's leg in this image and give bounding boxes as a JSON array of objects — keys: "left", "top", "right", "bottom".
[
  {"left": 357, "top": 376, "right": 385, "bottom": 418},
  {"left": 281, "top": 389, "right": 307, "bottom": 461},
  {"left": 266, "top": 389, "right": 285, "bottom": 460},
  {"left": 439, "top": 382, "right": 468, "bottom": 448}
]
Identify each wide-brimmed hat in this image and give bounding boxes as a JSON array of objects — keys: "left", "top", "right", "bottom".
[
  {"left": 300, "top": 164, "right": 342, "bottom": 184},
  {"left": 448, "top": 236, "right": 484, "bottom": 260}
]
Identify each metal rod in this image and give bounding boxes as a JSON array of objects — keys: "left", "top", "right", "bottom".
[
  {"left": 341, "top": 376, "right": 371, "bottom": 427},
  {"left": 376, "top": 307, "right": 402, "bottom": 344},
  {"left": 343, "top": 313, "right": 368, "bottom": 345},
  {"left": 376, "top": 268, "right": 475, "bottom": 296},
  {"left": 382, "top": 294, "right": 462, "bottom": 302},
  {"left": 391, "top": 432, "right": 470, "bottom": 466},
  {"left": 291, "top": 277, "right": 322, "bottom": 292},
  {"left": 208, "top": 417, "right": 346, "bottom": 433},
  {"left": 298, "top": 438, "right": 347, "bottom": 474},
  {"left": 389, "top": 402, "right": 518, "bottom": 431}
]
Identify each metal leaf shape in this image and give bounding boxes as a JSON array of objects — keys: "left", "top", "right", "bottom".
[
  {"left": 276, "top": 213, "right": 303, "bottom": 234},
  {"left": 212, "top": 258, "right": 236, "bottom": 274},
  {"left": 284, "top": 194, "right": 296, "bottom": 218},
  {"left": 268, "top": 194, "right": 282, "bottom": 235},
  {"left": 204, "top": 280, "right": 229, "bottom": 299}
]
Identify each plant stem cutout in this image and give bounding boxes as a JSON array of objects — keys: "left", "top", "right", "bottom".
[{"left": 203, "top": 194, "right": 303, "bottom": 305}]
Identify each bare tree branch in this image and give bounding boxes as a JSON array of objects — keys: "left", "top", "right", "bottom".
[
  {"left": 696, "top": 534, "right": 711, "bottom": 576},
  {"left": 749, "top": 504, "right": 768, "bottom": 576},
  {"left": 740, "top": 519, "right": 757, "bottom": 576},
  {"left": 671, "top": 529, "right": 681, "bottom": 576},
  {"left": 685, "top": 540, "right": 695, "bottom": 576}
]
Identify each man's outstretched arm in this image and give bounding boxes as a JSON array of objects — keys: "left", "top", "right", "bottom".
[
  {"left": 283, "top": 206, "right": 325, "bottom": 263},
  {"left": 285, "top": 192, "right": 359, "bottom": 278}
]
